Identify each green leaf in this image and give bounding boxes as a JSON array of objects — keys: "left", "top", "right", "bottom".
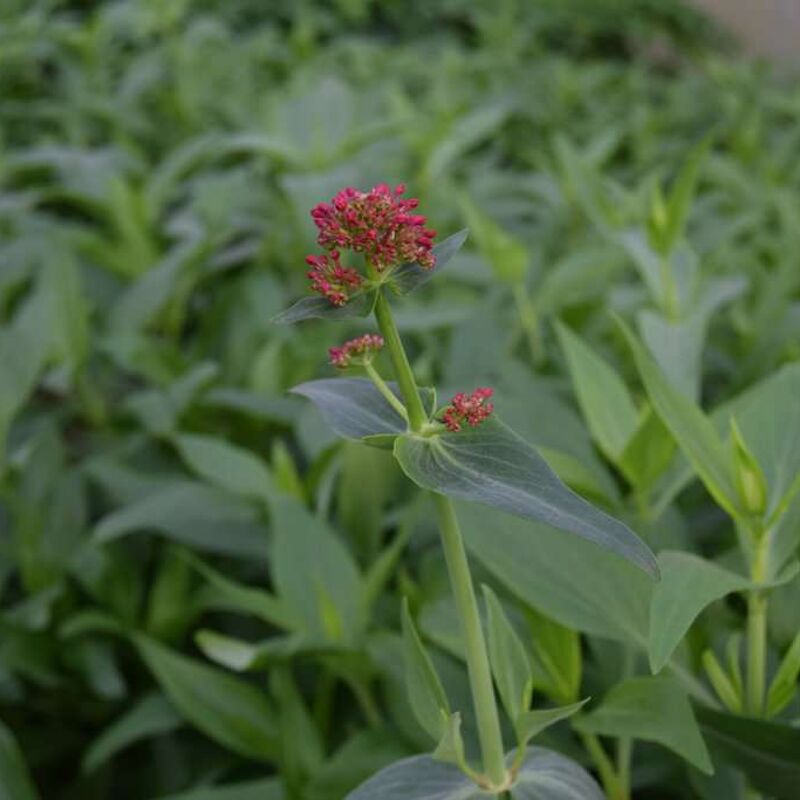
[
  {"left": 93, "top": 481, "right": 268, "bottom": 559},
  {"left": 346, "top": 748, "right": 603, "bottom": 799},
  {"left": 575, "top": 677, "right": 712, "bottom": 774},
  {"left": 702, "top": 649, "right": 743, "bottom": 713},
  {"left": 271, "top": 498, "right": 363, "bottom": 643},
  {"left": 617, "top": 316, "right": 741, "bottom": 517},
  {"left": 432, "top": 713, "right": 468, "bottom": 772},
  {"left": 394, "top": 417, "right": 657, "bottom": 576},
  {"left": 556, "top": 322, "right": 638, "bottom": 462},
  {"left": 663, "top": 137, "right": 710, "bottom": 252},
  {"left": 0, "top": 719, "right": 40, "bottom": 800},
  {"left": 526, "top": 608, "right": 582, "bottom": 706},
  {"left": 618, "top": 405, "right": 675, "bottom": 491},
  {"left": 766, "top": 631, "right": 800, "bottom": 717},
  {"left": 272, "top": 291, "right": 376, "bottom": 325},
  {"left": 82, "top": 692, "right": 181, "bottom": 773},
  {"left": 461, "top": 502, "right": 652, "bottom": 646},
  {"left": 292, "top": 379, "right": 435, "bottom": 441},
  {"left": 648, "top": 552, "right": 751, "bottom": 673},
  {"left": 173, "top": 434, "right": 277, "bottom": 507},
  {"left": 696, "top": 706, "right": 800, "bottom": 799},
  {"left": 515, "top": 700, "right": 588, "bottom": 748},
  {"left": 460, "top": 199, "right": 528, "bottom": 284},
  {"left": 401, "top": 599, "right": 451, "bottom": 741},
  {"left": 134, "top": 635, "right": 278, "bottom": 762},
  {"left": 483, "top": 586, "right": 532, "bottom": 722},
  {"left": 391, "top": 229, "right": 469, "bottom": 295},
  {"left": 196, "top": 630, "right": 309, "bottom": 672}
]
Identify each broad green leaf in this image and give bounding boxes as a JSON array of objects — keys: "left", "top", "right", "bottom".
[
  {"left": 93, "top": 481, "right": 268, "bottom": 559},
  {"left": 272, "top": 291, "right": 376, "bottom": 325},
  {"left": 154, "top": 779, "right": 285, "bottom": 800},
  {"left": 391, "top": 229, "right": 469, "bottom": 295},
  {"left": 394, "top": 417, "right": 657, "bottom": 576},
  {"left": 617, "top": 317, "right": 741, "bottom": 517},
  {"left": 292, "top": 379, "right": 435, "bottom": 441},
  {"left": 0, "top": 719, "right": 39, "bottom": 800},
  {"left": 483, "top": 586, "right": 532, "bottom": 722},
  {"left": 556, "top": 322, "right": 638, "bottom": 462},
  {"left": 347, "top": 747, "right": 603, "bottom": 799},
  {"left": 515, "top": 700, "right": 588, "bottom": 748},
  {"left": 575, "top": 677, "right": 712, "bottom": 774},
  {"left": 134, "top": 635, "right": 278, "bottom": 762},
  {"left": 401, "top": 599, "right": 451, "bottom": 741},
  {"left": 696, "top": 706, "right": 800, "bottom": 799},
  {"left": 271, "top": 498, "right": 363, "bottom": 643},
  {"left": 174, "top": 434, "right": 277, "bottom": 507},
  {"left": 461, "top": 503, "right": 651, "bottom": 646},
  {"left": 766, "top": 631, "right": 800, "bottom": 717},
  {"left": 648, "top": 552, "right": 751, "bottom": 673},
  {"left": 82, "top": 693, "right": 181, "bottom": 773}
]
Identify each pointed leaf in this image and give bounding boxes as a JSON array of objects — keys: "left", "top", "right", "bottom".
[
  {"left": 515, "top": 700, "right": 588, "bottom": 748},
  {"left": 401, "top": 599, "right": 451, "bottom": 741},
  {"left": 134, "top": 635, "right": 278, "bottom": 762},
  {"left": 432, "top": 713, "right": 468, "bottom": 772},
  {"left": 649, "top": 552, "right": 751, "bottom": 673},
  {"left": 391, "top": 230, "right": 469, "bottom": 295},
  {"left": 82, "top": 693, "right": 181, "bottom": 773},
  {"left": 766, "top": 631, "right": 800, "bottom": 717},
  {"left": 292, "top": 378, "right": 435, "bottom": 441},
  {"left": 556, "top": 322, "right": 638, "bottom": 462},
  {"left": 574, "top": 677, "right": 712, "bottom": 774},
  {"left": 483, "top": 586, "right": 532, "bottom": 721},
  {"left": 617, "top": 317, "right": 741, "bottom": 517},
  {"left": 394, "top": 417, "right": 657, "bottom": 576}
]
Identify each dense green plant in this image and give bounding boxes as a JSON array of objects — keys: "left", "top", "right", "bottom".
[{"left": 2, "top": 1, "right": 800, "bottom": 799}]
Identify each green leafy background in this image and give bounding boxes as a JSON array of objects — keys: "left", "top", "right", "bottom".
[{"left": 1, "top": 1, "right": 799, "bottom": 798}]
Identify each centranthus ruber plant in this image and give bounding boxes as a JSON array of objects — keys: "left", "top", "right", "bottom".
[{"left": 276, "top": 184, "right": 658, "bottom": 799}]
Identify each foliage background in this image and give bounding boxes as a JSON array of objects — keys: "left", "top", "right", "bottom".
[{"left": 1, "top": 1, "right": 799, "bottom": 798}]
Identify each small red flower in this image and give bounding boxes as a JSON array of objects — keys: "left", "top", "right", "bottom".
[
  {"left": 306, "top": 251, "right": 363, "bottom": 306},
  {"left": 311, "top": 183, "right": 437, "bottom": 271},
  {"left": 329, "top": 334, "right": 385, "bottom": 368},
  {"left": 441, "top": 388, "right": 494, "bottom": 432}
]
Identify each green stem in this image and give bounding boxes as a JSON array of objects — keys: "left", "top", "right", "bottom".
[
  {"left": 364, "top": 362, "right": 408, "bottom": 420},
  {"left": 434, "top": 494, "right": 508, "bottom": 788},
  {"left": 578, "top": 729, "right": 627, "bottom": 800},
  {"left": 746, "top": 535, "right": 770, "bottom": 716},
  {"left": 373, "top": 290, "right": 427, "bottom": 432}
]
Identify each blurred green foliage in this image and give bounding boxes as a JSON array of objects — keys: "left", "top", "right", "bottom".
[{"left": 1, "top": 0, "right": 800, "bottom": 798}]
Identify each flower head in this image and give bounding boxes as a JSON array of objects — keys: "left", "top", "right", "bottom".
[
  {"left": 441, "top": 388, "right": 494, "bottom": 432},
  {"left": 306, "top": 250, "right": 363, "bottom": 306},
  {"left": 329, "top": 333, "right": 385, "bottom": 369},
  {"left": 311, "top": 183, "right": 437, "bottom": 271}
]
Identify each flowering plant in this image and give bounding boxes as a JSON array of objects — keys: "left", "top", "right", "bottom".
[{"left": 277, "top": 185, "right": 658, "bottom": 799}]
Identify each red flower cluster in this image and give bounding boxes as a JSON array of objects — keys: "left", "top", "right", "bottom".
[
  {"left": 311, "top": 183, "right": 437, "bottom": 273},
  {"left": 441, "top": 388, "right": 494, "bottom": 432},
  {"left": 306, "top": 251, "right": 363, "bottom": 307},
  {"left": 329, "top": 334, "right": 385, "bottom": 369}
]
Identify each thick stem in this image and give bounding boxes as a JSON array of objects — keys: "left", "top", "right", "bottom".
[
  {"left": 373, "top": 290, "right": 427, "bottom": 432},
  {"left": 434, "top": 494, "right": 508, "bottom": 788}
]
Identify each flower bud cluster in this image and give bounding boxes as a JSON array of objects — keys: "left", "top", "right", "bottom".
[
  {"left": 328, "top": 334, "right": 385, "bottom": 369},
  {"left": 305, "top": 251, "right": 363, "bottom": 307},
  {"left": 441, "top": 388, "right": 494, "bottom": 432},
  {"left": 306, "top": 183, "right": 437, "bottom": 304}
]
